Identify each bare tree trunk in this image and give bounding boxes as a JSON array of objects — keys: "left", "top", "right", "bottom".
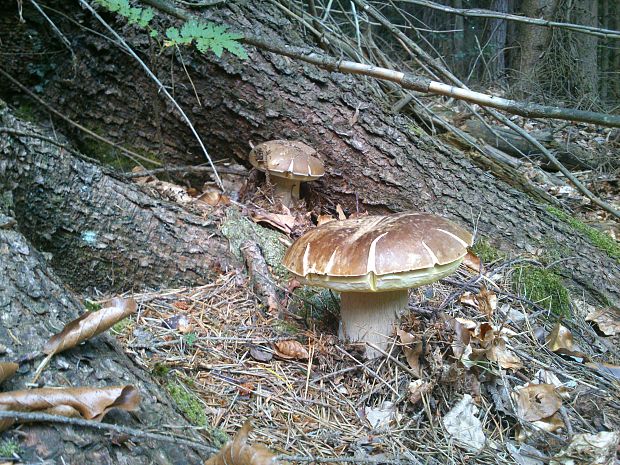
[
  {"left": 0, "top": 1, "right": 618, "bottom": 305},
  {"left": 488, "top": 0, "right": 509, "bottom": 83},
  {"left": 570, "top": 0, "right": 599, "bottom": 105},
  {"left": 0, "top": 202, "right": 208, "bottom": 464},
  {"left": 510, "top": 0, "right": 559, "bottom": 97}
]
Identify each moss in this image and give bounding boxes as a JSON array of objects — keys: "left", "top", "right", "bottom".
[
  {"left": 14, "top": 102, "right": 38, "bottom": 122},
  {"left": 513, "top": 265, "right": 571, "bottom": 317},
  {"left": 79, "top": 134, "right": 159, "bottom": 171},
  {"left": 547, "top": 206, "right": 620, "bottom": 261},
  {"left": 152, "top": 363, "right": 171, "bottom": 377},
  {"left": 83, "top": 300, "right": 102, "bottom": 312},
  {"left": 471, "top": 238, "right": 505, "bottom": 263},
  {"left": 220, "top": 209, "right": 289, "bottom": 282},
  {"left": 111, "top": 318, "right": 132, "bottom": 335},
  {"left": 207, "top": 427, "right": 230, "bottom": 449},
  {"left": 166, "top": 380, "right": 208, "bottom": 427},
  {"left": 0, "top": 439, "right": 22, "bottom": 457}
]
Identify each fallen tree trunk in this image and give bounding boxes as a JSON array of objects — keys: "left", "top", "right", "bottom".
[
  {"left": 0, "top": 203, "right": 209, "bottom": 464},
  {"left": 0, "top": 2, "right": 619, "bottom": 304},
  {"left": 0, "top": 101, "right": 234, "bottom": 292}
]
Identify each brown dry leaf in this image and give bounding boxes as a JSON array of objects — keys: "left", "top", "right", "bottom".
[
  {"left": 197, "top": 189, "right": 230, "bottom": 206},
  {"left": 477, "top": 286, "right": 497, "bottom": 320},
  {"left": 550, "top": 431, "right": 619, "bottom": 465},
  {"left": 205, "top": 421, "right": 278, "bottom": 465},
  {"left": 462, "top": 250, "right": 482, "bottom": 272},
  {"left": 486, "top": 338, "right": 523, "bottom": 370},
  {"left": 250, "top": 211, "right": 296, "bottom": 235},
  {"left": 397, "top": 329, "right": 424, "bottom": 378},
  {"left": 273, "top": 340, "right": 309, "bottom": 360},
  {"left": 408, "top": 379, "right": 433, "bottom": 405},
  {"left": 316, "top": 214, "right": 336, "bottom": 226},
  {"left": 585, "top": 307, "right": 620, "bottom": 336},
  {"left": 512, "top": 383, "right": 562, "bottom": 422},
  {"left": 546, "top": 322, "right": 573, "bottom": 352},
  {"left": 0, "top": 385, "right": 139, "bottom": 432},
  {"left": 44, "top": 298, "right": 137, "bottom": 355},
  {"left": 335, "top": 204, "right": 346, "bottom": 220},
  {"left": 516, "top": 412, "right": 565, "bottom": 442},
  {"left": 0, "top": 362, "right": 18, "bottom": 385},
  {"left": 459, "top": 292, "right": 478, "bottom": 309}
]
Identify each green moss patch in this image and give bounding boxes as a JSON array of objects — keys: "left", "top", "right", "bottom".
[
  {"left": 0, "top": 439, "right": 22, "bottom": 457},
  {"left": 513, "top": 265, "right": 571, "bottom": 317},
  {"left": 547, "top": 206, "right": 620, "bottom": 261},
  {"left": 166, "top": 379, "right": 208, "bottom": 427},
  {"left": 471, "top": 238, "right": 505, "bottom": 264}
]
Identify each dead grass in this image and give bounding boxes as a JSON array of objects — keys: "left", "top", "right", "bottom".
[{"left": 116, "top": 260, "right": 619, "bottom": 465}]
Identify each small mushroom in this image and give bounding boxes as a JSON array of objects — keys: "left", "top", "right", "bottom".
[
  {"left": 282, "top": 212, "right": 473, "bottom": 358},
  {"left": 249, "top": 140, "right": 324, "bottom": 206}
]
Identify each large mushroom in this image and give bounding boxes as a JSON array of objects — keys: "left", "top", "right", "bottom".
[
  {"left": 282, "top": 212, "right": 473, "bottom": 358},
  {"left": 249, "top": 140, "right": 325, "bottom": 206}
]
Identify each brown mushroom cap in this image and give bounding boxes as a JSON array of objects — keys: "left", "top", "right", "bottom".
[
  {"left": 282, "top": 212, "right": 473, "bottom": 292},
  {"left": 249, "top": 140, "right": 325, "bottom": 181}
]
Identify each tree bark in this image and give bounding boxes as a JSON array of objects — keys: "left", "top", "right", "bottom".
[
  {"left": 0, "top": 1, "right": 619, "bottom": 305},
  {"left": 0, "top": 102, "right": 235, "bottom": 293},
  {"left": 0, "top": 203, "right": 208, "bottom": 464}
]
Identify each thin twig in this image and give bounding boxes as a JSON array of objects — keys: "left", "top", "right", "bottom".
[
  {"left": 79, "top": 0, "right": 224, "bottom": 190},
  {"left": 0, "top": 410, "right": 218, "bottom": 453}
]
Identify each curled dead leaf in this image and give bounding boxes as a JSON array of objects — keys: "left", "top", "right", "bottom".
[
  {"left": 486, "top": 338, "right": 523, "bottom": 370},
  {"left": 546, "top": 322, "right": 574, "bottom": 352},
  {"left": 408, "top": 379, "right": 433, "bottom": 405},
  {"left": 550, "top": 431, "right": 619, "bottom": 465},
  {"left": 516, "top": 412, "right": 565, "bottom": 442},
  {"left": 44, "top": 298, "right": 137, "bottom": 355},
  {"left": 585, "top": 307, "right": 620, "bottom": 336},
  {"left": 335, "top": 204, "right": 346, "bottom": 220},
  {"left": 0, "top": 362, "right": 18, "bottom": 385},
  {"left": 205, "top": 421, "right": 278, "bottom": 465},
  {"left": 462, "top": 250, "right": 481, "bottom": 273},
  {"left": 273, "top": 340, "right": 309, "bottom": 360},
  {"left": 0, "top": 385, "right": 139, "bottom": 432},
  {"left": 512, "top": 383, "right": 562, "bottom": 422},
  {"left": 316, "top": 214, "right": 336, "bottom": 226},
  {"left": 397, "top": 329, "right": 424, "bottom": 378},
  {"left": 250, "top": 211, "right": 296, "bottom": 235}
]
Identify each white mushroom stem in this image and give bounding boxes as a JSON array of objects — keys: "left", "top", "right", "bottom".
[
  {"left": 272, "top": 178, "right": 301, "bottom": 206},
  {"left": 339, "top": 289, "right": 409, "bottom": 358}
]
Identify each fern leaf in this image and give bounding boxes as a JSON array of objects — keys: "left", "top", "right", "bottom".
[{"left": 222, "top": 39, "right": 248, "bottom": 59}]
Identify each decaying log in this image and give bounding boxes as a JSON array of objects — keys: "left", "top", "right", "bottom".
[{"left": 0, "top": 203, "right": 208, "bottom": 464}]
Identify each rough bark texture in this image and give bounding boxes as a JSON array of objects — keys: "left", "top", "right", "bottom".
[
  {"left": 0, "top": 1, "right": 619, "bottom": 304},
  {"left": 0, "top": 204, "right": 208, "bottom": 464},
  {"left": 0, "top": 103, "right": 235, "bottom": 292}
]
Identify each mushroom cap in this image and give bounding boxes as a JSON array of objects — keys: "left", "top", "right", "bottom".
[
  {"left": 249, "top": 140, "right": 325, "bottom": 181},
  {"left": 282, "top": 212, "right": 473, "bottom": 292}
]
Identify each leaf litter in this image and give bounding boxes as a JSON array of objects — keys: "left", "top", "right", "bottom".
[{"left": 110, "top": 257, "right": 619, "bottom": 464}]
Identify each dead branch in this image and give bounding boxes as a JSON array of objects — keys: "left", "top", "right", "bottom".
[{"left": 391, "top": 0, "right": 620, "bottom": 40}]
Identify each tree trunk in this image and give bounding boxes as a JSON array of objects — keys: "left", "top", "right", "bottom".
[
  {"left": 0, "top": 203, "right": 208, "bottom": 464},
  {"left": 0, "top": 102, "right": 235, "bottom": 293},
  {"left": 0, "top": 1, "right": 619, "bottom": 306},
  {"left": 510, "top": 0, "right": 559, "bottom": 98}
]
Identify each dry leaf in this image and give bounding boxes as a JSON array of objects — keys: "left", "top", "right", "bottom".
[
  {"left": 546, "top": 322, "right": 574, "bottom": 352},
  {"left": 516, "top": 413, "right": 565, "bottom": 442},
  {"left": 249, "top": 347, "right": 273, "bottom": 363},
  {"left": 442, "top": 394, "right": 486, "bottom": 452},
  {"left": 486, "top": 338, "right": 523, "bottom": 370},
  {"left": 0, "top": 385, "right": 139, "bottom": 432},
  {"left": 316, "top": 214, "right": 336, "bottom": 226},
  {"left": 205, "top": 421, "right": 278, "bottom": 465},
  {"left": 335, "top": 204, "right": 346, "bottom": 220},
  {"left": 364, "top": 401, "right": 398, "bottom": 430},
  {"left": 0, "top": 362, "right": 18, "bottom": 385},
  {"left": 585, "top": 307, "right": 620, "bottom": 336},
  {"left": 408, "top": 379, "right": 433, "bottom": 405},
  {"left": 397, "top": 329, "right": 424, "bottom": 378},
  {"left": 197, "top": 189, "right": 230, "bottom": 206},
  {"left": 250, "top": 211, "right": 296, "bottom": 235},
  {"left": 462, "top": 250, "right": 482, "bottom": 272},
  {"left": 512, "top": 383, "right": 562, "bottom": 422},
  {"left": 273, "top": 340, "right": 309, "bottom": 360},
  {"left": 550, "top": 431, "right": 619, "bottom": 465},
  {"left": 477, "top": 286, "right": 497, "bottom": 320},
  {"left": 44, "top": 298, "right": 137, "bottom": 355}
]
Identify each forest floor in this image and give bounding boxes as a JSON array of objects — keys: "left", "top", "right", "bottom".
[{"left": 106, "top": 138, "right": 620, "bottom": 464}]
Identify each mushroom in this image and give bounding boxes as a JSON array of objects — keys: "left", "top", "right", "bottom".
[
  {"left": 282, "top": 212, "right": 473, "bottom": 358},
  {"left": 249, "top": 140, "right": 325, "bottom": 206}
]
